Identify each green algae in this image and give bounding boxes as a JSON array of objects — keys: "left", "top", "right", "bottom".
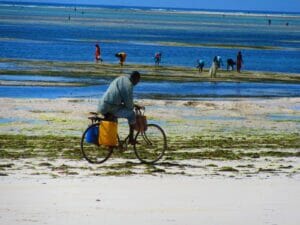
[
  {"left": 0, "top": 134, "right": 82, "bottom": 160},
  {"left": 168, "top": 150, "right": 241, "bottom": 160},
  {"left": 145, "top": 164, "right": 166, "bottom": 174},
  {"left": 219, "top": 166, "right": 239, "bottom": 172},
  {"left": 206, "top": 164, "right": 218, "bottom": 167},
  {"left": 103, "top": 170, "right": 136, "bottom": 176},
  {"left": 0, "top": 163, "right": 14, "bottom": 168},
  {"left": 236, "top": 164, "right": 255, "bottom": 168},
  {"left": 279, "top": 165, "right": 293, "bottom": 169},
  {"left": 1, "top": 58, "right": 300, "bottom": 84},
  {"left": 168, "top": 132, "right": 300, "bottom": 151},
  {"left": 0, "top": 173, "right": 8, "bottom": 176},
  {"left": 0, "top": 133, "right": 299, "bottom": 162},
  {"left": 258, "top": 168, "right": 277, "bottom": 172},
  {"left": 38, "top": 162, "right": 53, "bottom": 167},
  {"left": 101, "top": 161, "right": 138, "bottom": 170},
  {"left": 50, "top": 164, "right": 80, "bottom": 176}
]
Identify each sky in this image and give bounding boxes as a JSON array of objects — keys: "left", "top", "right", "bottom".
[{"left": 2, "top": 0, "right": 300, "bottom": 12}]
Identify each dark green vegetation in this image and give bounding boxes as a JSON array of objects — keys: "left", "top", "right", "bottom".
[
  {"left": 0, "top": 135, "right": 81, "bottom": 160},
  {"left": 1, "top": 58, "right": 300, "bottom": 84},
  {"left": 1, "top": 133, "right": 299, "bottom": 177},
  {"left": 1, "top": 133, "right": 299, "bottom": 161}
]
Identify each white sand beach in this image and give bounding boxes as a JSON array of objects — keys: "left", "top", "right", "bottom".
[{"left": 0, "top": 176, "right": 299, "bottom": 225}]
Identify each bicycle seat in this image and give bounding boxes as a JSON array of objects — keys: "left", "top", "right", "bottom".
[
  {"left": 87, "top": 112, "right": 103, "bottom": 123},
  {"left": 104, "top": 113, "right": 118, "bottom": 122},
  {"left": 88, "top": 112, "right": 116, "bottom": 122}
]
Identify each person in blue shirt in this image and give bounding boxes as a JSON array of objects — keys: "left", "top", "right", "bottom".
[
  {"left": 196, "top": 59, "right": 205, "bottom": 72},
  {"left": 97, "top": 71, "right": 141, "bottom": 144},
  {"left": 216, "top": 56, "right": 223, "bottom": 68}
]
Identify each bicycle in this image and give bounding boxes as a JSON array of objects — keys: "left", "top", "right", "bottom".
[{"left": 80, "top": 106, "right": 167, "bottom": 164}]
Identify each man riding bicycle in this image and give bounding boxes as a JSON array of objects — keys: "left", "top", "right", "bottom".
[{"left": 97, "top": 71, "right": 141, "bottom": 145}]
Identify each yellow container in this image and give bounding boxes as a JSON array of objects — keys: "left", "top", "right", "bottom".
[{"left": 99, "top": 121, "right": 118, "bottom": 146}]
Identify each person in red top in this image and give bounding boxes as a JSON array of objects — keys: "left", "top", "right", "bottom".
[
  {"left": 236, "top": 51, "right": 243, "bottom": 73},
  {"left": 154, "top": 52, "right": 162, "bottom": 66},
  {"left": 95, "top": 44, "right": 102, "bottom": 63}
]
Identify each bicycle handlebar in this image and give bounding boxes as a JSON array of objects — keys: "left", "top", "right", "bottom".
[{"left": 134, "top": 104, "right": 145, "bottom": 110}]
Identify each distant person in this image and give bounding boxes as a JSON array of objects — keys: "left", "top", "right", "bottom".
[
  {"left": 154, "top": 52, "right": 162, "bottom": 66},
  {"left": 115, "top": 52, "right": 127, "bottom": 66},
  {"left": 196, "top": 59, "right": 205, "bottom": 72},
  {"left": 226, "top": 58, "right": 236, "bottom": 71},
  {"left": 236, "top": 51, "right": 244, "bottom": 73},
  {"left": 286, "top": 22, "right": 289, "bottom": 26},
  {"left": 95, "top": 44, "right": 102, "bottom": 63},
  {"left": 268, "top": 19, "right": 271, "bottom": 25},
  {"left": 209, "top": 56, "right": 218, "bottom": 78},
  {"left": 216, "top": 56, "right": 223, "bottom": 69}
]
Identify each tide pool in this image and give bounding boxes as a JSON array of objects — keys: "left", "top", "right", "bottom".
[{"left": 1, "top": 80, "right": 300, "bottom": 98}]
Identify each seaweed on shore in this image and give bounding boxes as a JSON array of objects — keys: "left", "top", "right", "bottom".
[
  {"left": 0, "top": 133, "right": 299, "bottom": 161},
  {"left": 1, "top": 58, "right": 300, "bottom": 84}
]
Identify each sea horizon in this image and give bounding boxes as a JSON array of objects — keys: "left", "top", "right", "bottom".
[{"left": 1, "top": 1, "right": 300, "bottom": 15}]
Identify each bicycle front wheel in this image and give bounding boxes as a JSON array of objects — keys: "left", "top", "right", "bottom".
[
  {"left": 134, "top": 124, "right": 167, "bottom": 164},
  {"left": 81, "top": 123, "right": 113, "bottom": 164}
]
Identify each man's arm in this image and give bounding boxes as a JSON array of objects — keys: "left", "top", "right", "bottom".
[
  {"left": 119, "top": 78, "right": 134, "bottom": 110},
  {"left": 123, "top": 88, "right": 134, "bottom": 110}
]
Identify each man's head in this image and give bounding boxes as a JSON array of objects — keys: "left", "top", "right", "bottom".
[{"left": 129, "top": 71, "right": 140, "bottom": 86}]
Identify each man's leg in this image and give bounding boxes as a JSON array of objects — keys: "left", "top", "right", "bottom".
[
  {"left": 114, "top": 108, "right": 136, "bottom": 144},
  {"left": 128, "top": 124, "right": 135, "bottom": 143}
]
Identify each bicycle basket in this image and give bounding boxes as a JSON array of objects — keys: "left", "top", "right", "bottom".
[
  {"left": 134, "top": 114, "right": 147, "bottom": 132},
  {"left": 99, "top": 120, "right": 118, "bottom": 146},
  {"left": 85, "top": 125, "right": 99, "bottom": 145}
]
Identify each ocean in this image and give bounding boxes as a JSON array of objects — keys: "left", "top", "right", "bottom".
[
  {"left": 0, "top": 2, "right": 300, "bottom": 73},
  {"left": 1, "top": 74, "right": 300, "bottom": 98}
]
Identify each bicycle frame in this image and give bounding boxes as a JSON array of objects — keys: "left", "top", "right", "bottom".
[{"left": 81, "top": 107, "right": 166, "bottom": 164}]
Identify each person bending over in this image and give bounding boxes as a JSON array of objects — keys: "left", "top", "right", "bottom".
[
  {"left": 97, "top": 71, "right": 141, "bottom": 144},
  {"left": 115, "top": 52, "right": 127, "bottom": 66},
  {"left": 196, "top": 59, "right": 205, "bottom": 72}
]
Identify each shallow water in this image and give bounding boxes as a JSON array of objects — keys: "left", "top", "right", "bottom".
[
  {"left": 0, "top": 76, "right": 300, "bottom": 98},
  {"left": 183, "top": 115, "right": 246, "bottom": 121},
  {"left": 0, "top": 75, "right": 108, "bottom": 84},
  {"left": 0, "top": 4, "right": 300, "bottom": 73},
  {"left": 0, "top": 117, "right": 46, "bottom": 125},
  {"left": 266, "top": 114, "right": 300, "bottom": 121}
]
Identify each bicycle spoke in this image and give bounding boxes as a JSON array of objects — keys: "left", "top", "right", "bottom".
[
  {"left": 134, "top": 124, "right": 167, "bottom": 164},
  {"left": 81, "top": 123, "right": 113, "bottom": 164},
  {"left": 142, "top": 132, "right": 152, "bottom": 145}
]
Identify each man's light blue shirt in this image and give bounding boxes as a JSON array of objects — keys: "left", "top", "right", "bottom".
[{"left": 97, "top": 76, "right": 134, "bottom": 114}]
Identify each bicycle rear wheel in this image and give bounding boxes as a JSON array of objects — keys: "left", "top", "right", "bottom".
[
  {"left": 81, "top": 123, "right": 113, "bottom": 164},
  {"left": 134, "top": 124, "right": 167, "bottom": 164}
]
